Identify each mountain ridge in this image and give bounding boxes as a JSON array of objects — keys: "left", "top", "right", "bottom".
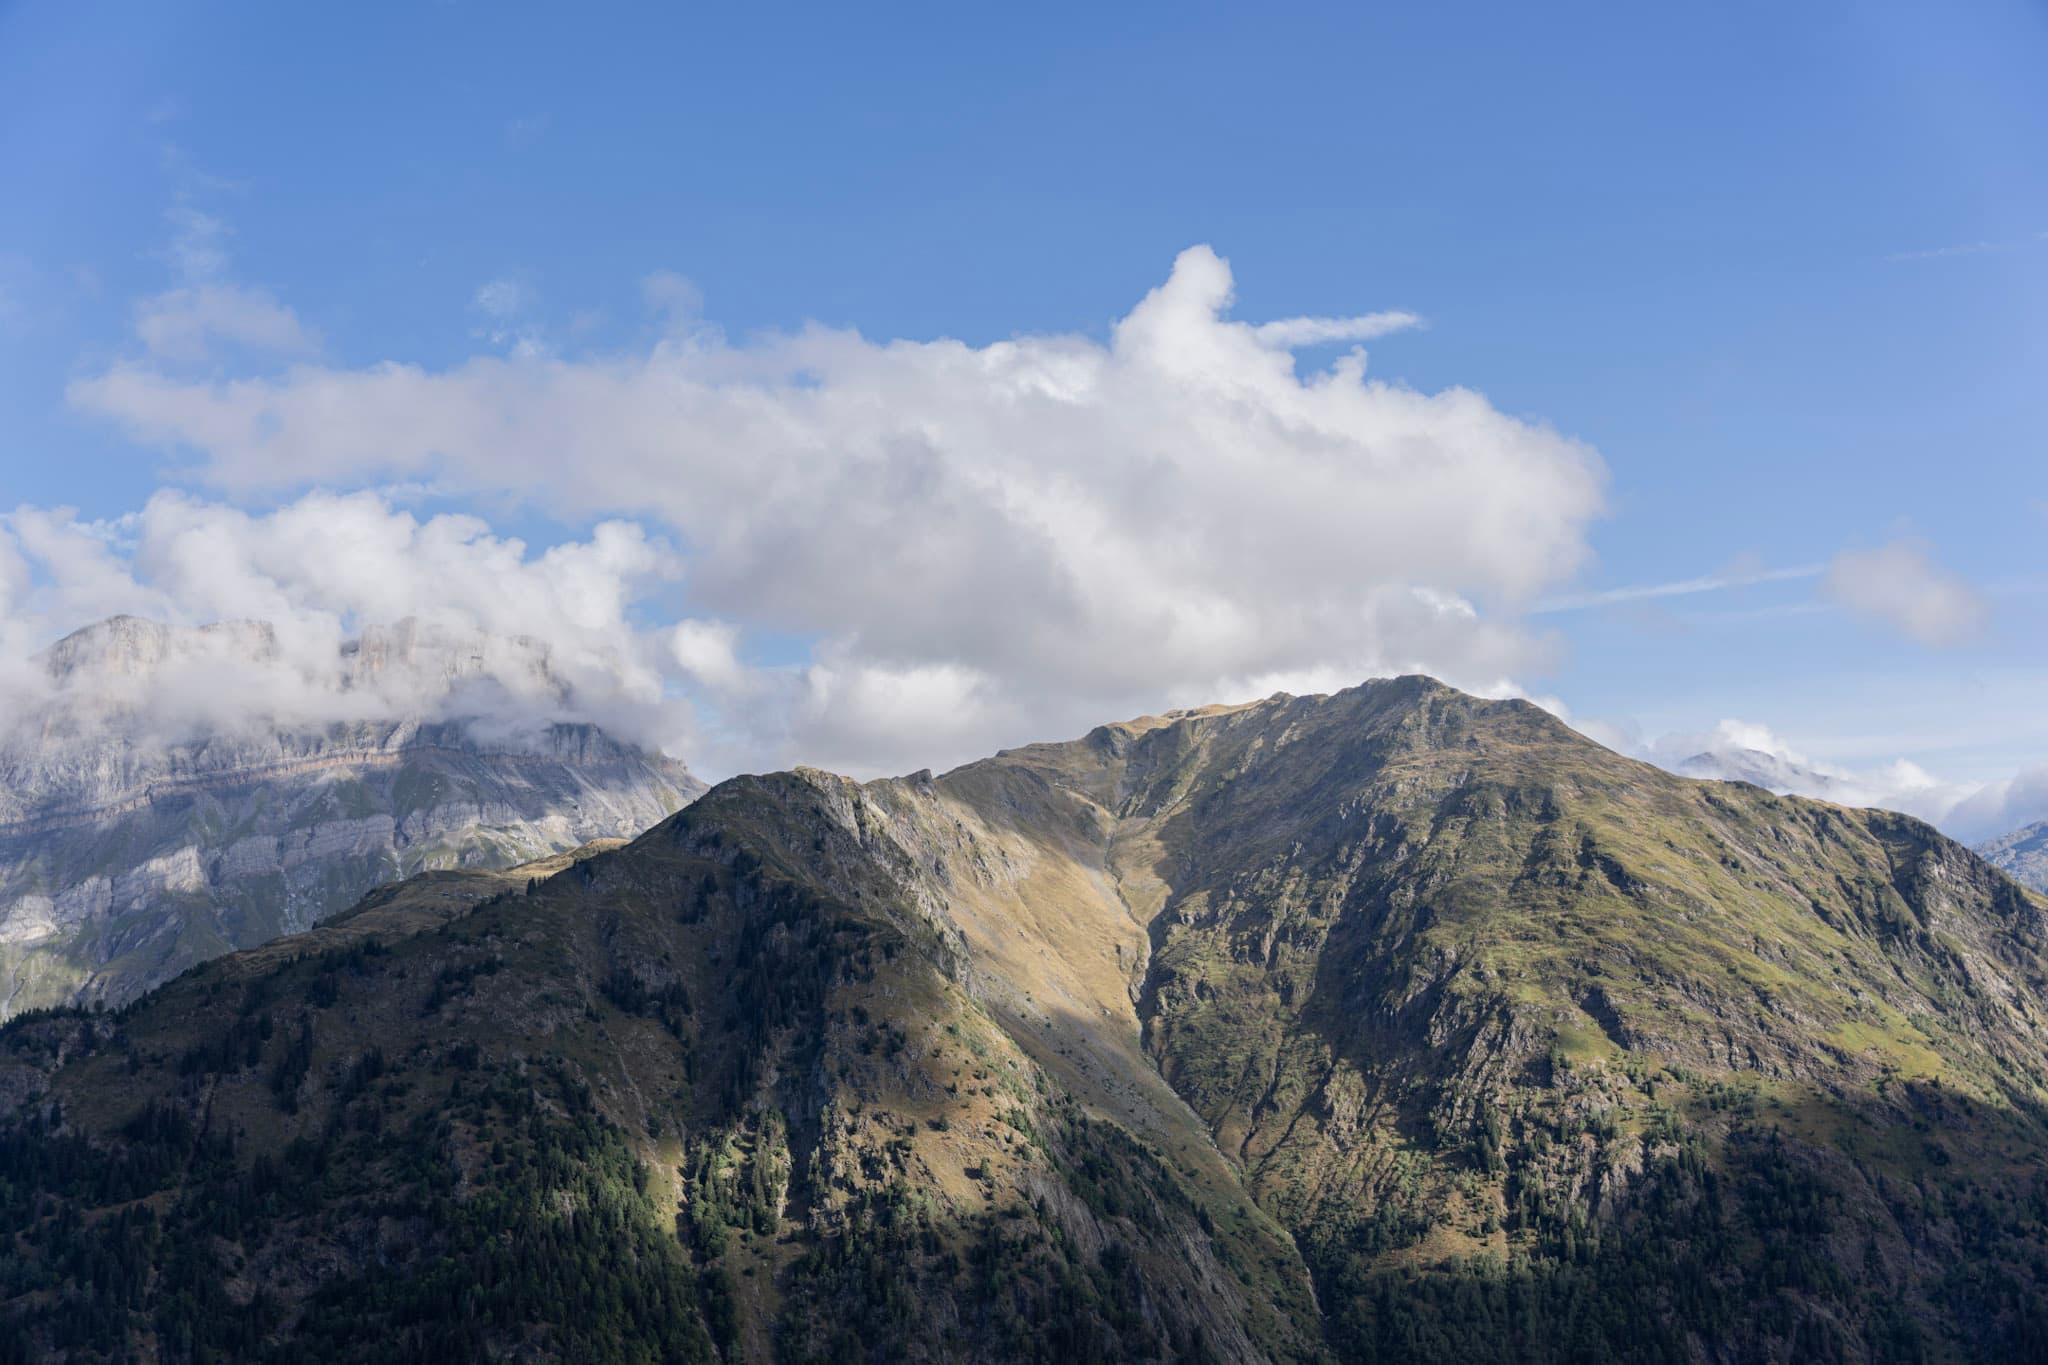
[{"left": 5, "top": 675, "right": 2047, "bottom": 1361}]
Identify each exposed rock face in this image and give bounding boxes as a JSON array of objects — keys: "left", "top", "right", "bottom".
[
  {"left": 0, "top": 616, "right": 702, "bottom": 1016},
  {"left": 1979, "top": 818, "right": 2048, "bottom": 892}
]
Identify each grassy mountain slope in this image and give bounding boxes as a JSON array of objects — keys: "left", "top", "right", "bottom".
[
  {"left": 5, "top": 678, "right": 2048, "bottom": 1362},
  {"left": 0, "top": 783, "right": 1319, "bottom": 1363},
  {"left": 972, "top": 679, "right": 2048, "bottom": 1361}
]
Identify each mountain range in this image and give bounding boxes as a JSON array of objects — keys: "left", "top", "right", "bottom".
[
  {"left": 4, "top": 676, "right": 2048, "bottom": 1361},
  {"left": 1979, "top": 819, "right": 2048, "bottom": 894},
  {"left": 0, "top": 616, "right": 702, "bottom": 1018}
]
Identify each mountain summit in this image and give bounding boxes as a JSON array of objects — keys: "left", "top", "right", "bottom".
[
  {"left": 0, "top": 615, "right": 702, "bottom": 1017},
  {"left": 4, "top": 677, "right": 2046, "bottom": 1361}
]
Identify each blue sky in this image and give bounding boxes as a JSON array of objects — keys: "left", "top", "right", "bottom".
[{"left": 1, "top": 1, "right": 2044, "bottom": 829}]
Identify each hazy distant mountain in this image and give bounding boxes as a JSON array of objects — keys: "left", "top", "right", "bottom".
[
  {"left": 5, "top": 677, "right": 2047, "bottom": 1361},
  {"left": 1978, "top": 819, "right": 2048, "bottom": 892},
  {"left": 1671, "top": 742, "right": 1854, "bottom": 798},
  {"left": 0, "top": 616, "right": 702, "bottom": 1017}
]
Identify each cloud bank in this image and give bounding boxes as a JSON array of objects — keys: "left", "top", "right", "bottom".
[
  {"left": 0, "top": 492, "right": 685, "bottom": 757},
  {"left": 63, "top": 246, "right": 1608, "bottom": 775}
]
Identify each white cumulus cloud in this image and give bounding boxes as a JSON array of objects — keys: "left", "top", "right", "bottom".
[{"left": 66, "top": 246, "right": 1609, "bottom": 775}]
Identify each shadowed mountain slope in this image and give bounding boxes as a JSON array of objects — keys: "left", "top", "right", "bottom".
[{"left": 4, "top": 677, "right": 2048, "bottom": 1362}]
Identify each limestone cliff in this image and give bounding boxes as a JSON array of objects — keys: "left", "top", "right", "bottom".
[{"left": 0, "top": 616, "right": 702, "bottom": 1015}]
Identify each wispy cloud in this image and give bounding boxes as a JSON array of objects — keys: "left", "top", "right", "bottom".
[
  {"left": 505, "top": 112, "right": 551, "bottom": 150},
  {"left": 1532, "top": 563, "right": 1822, "bottom": 614},
  {"left": 0, "top": 252, "right": 32, "bottom": 328},
  {"left": 1824, "top": 539, "right": 1987, "bottom": 648},
  {"left": 1884, "top": 231, "right": 2047, "bottom": 263},
  {"left": 134, "top": 284, "right": 316, "bottom": 362},
  {"left": 161, "top": 201, "right": 230, "bottom": 281},
  {"left": 130, "top": 183, "right": 315, "bottom": 363},
  {"left": 470, "top": 277, "right": 547, "bottom": 357},
  {"left": 473, "top": 277, "right": 530, "bottom": 319}
]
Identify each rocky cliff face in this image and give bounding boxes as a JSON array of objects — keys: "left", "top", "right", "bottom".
[
  {"left": 0, "top": 616, "right": 703, "bottom": 1016},
  {"left": 1979, "top": 818, "right": 2048, "bottom": 892},
  {"left": 4, "top": 678, "right": 2047, "bottom": 1362}
]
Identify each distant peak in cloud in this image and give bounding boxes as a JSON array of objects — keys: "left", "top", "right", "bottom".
[
  {"left": 1640, "top": 714, "right": 2048, "bottom": 846},
  {"left": 26, "top": 611, "right": 575, "bottom": 747},
  {"left": 0, "top": 491, "right": 688, "bottom": 758},
  {"left": 1664, "top": 719, "right": 1867, "bottom": 800}
]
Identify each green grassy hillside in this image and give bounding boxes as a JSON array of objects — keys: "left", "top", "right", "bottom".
[{"left": 984, "top": 679, "right": 2048, "bottom": 1361}]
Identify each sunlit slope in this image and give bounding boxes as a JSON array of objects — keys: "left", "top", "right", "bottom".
[{"left": 956, "top": 678, "right": 2048, "bottom": 1361}]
